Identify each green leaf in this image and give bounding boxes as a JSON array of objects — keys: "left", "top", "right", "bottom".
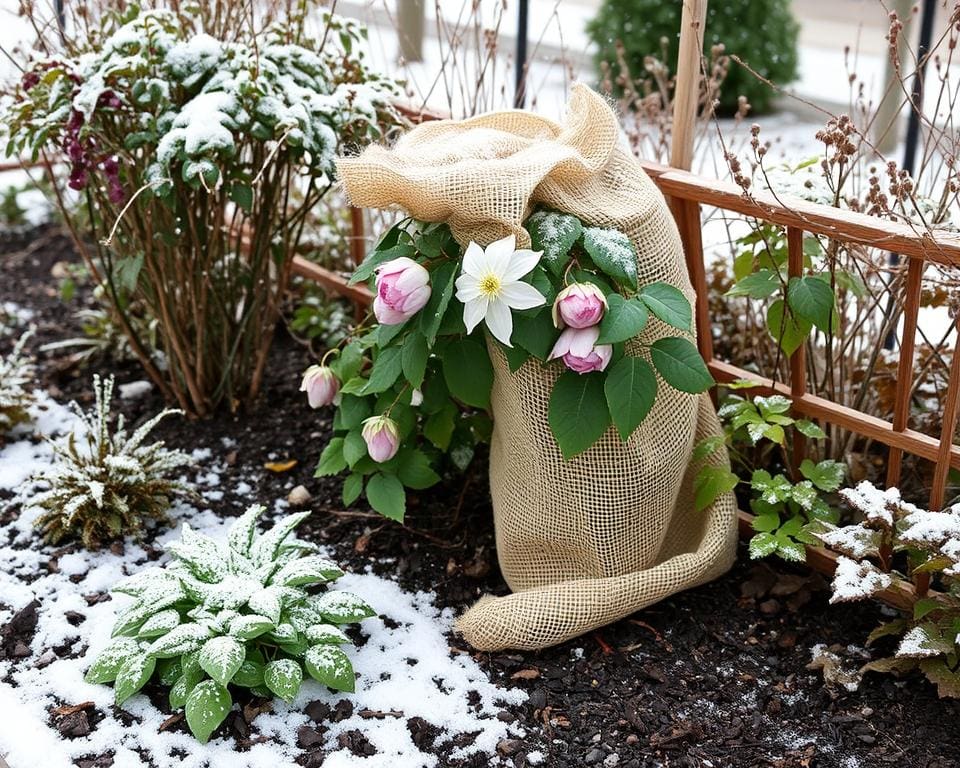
[
  {"left": 512, "top": 310, "right": 557, "bottom": 360},
  {"left": 526, "top": 210, "right": 583, "bottom": 276},
  {"left": 342, "top": 473, "right": 363, "bottom": 506},
  {"left": 800, "top": 459, "right": 846, "bottom": 492},
  {"left": 423, "top": 403, "right": 457, "bottom": 450},
  {"left": 229, "top": 615, "right": 275, "bottom": 640},
  {"left": 596, "top": 294, "right": 648, "bottom": 344},
  {"left": 232, "top": 660, "right": 265, "bottom": 688},
  {"left": 84, "top": 637, "right": 141, "bottom": 684},
  {"left": 343, "top": 430, "right": 368, "bottom": 467},
  {"left": 725, "top": 269, "right": 781, "bottom": 299},
  {"left": 115, "top": 253, "right": 144, "bottom": 294},
  {"left": 263, "top": 658, "right": 303, "bottom": 703},
  {"left": 349, "top": 243, "right": 415, "bottom": 285},
  {"left": 498, "top": 340, "right": 531, "bottom": 372},
  {"left": 692, "top": 435, "right": 726, "bottom": 463},
  {"left": 752, "top": 509, "right": 781, "bottom": 533},
  {"left": 694, "top": 465, "right": 739, "bottom": 511},
  {"left": 649, "top": 337, "right": 713, "bottom": 393},
  {"left": 638, "top": 282, "right": 692, "bottom": 331},
  {"left": 788, "top": 275, "right": 835, "bottom": 331},
  {"left": 229, "top": 183, "right": 253, "bottom": 213},
  {"left": 398, "top": 449, "right": 441, "bottom": 489},
  {"left": 401, "top": 333, "right": 429, "bottom": 388},
  {"left": 137, "top": 609, "right": 180, "bottom": 638},
  {"left": 304, "top": 644, "right": 355, "bottom": 692},
  {"left": 442, "top": 337, "right": 493, "bottom": 409},
  {"left": 766, "top": 298, "right": 811, "bottom": 356},
  {"left": 603, "top": 356, "right": 657, "bottom": 440},
  {"left": 366, "top": 472, "right": 406, "bottom": 521},
  {"left": 338, "top": 395, "right": 372, "bottom": 429},
  {"left": 185, "top": 680, "right": 232, "bottom": 743},
  {"left": 548, "top": 371, "right": 612, "bottom": 459},
  {"left": 114, "top": 654, "right": 156, "bottom": 706},
  {"left": 749, "top": 532, "right": 778, "bottom": 559},
  {"left": 363, "top": 347, "right": 403, "bottom": 394},
  {"left": 198, "top": 636, "right": 244, "bottom": 687},
  {"left": 305, "top": 624, "right": 351, "bottom": 644},
  {"left": 145, "top": 623, "right": 212, "bottom": 659},
  {"left": 315, "top": 437, "right": 347, "bottom": 477},
  {"left": 419, "top": 261, "right": 457, "bottom": 345},
  {"left": 795, "top": 419, "right": 826, "bottom": 439},
  {"left": 581, "top": 227, "right": 638, "bottom": 290},
  {"left": 914, "top": 598, "right": 940, "bottom": 621}
]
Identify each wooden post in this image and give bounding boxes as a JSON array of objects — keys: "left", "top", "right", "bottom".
[
  {"left": 397, "top": 0, "right": 425, "bottom": 63},
  {"left": 670, "top": 0, "right": 707, "bottom": 172}
]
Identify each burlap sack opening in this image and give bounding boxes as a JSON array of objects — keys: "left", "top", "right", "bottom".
[{"left": 337, "top": 84, "right": 738, "bottom": 651}]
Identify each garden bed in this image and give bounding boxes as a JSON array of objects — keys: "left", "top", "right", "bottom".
[{"left": 1, "top": 225, "right": 959, "bottom": 768}]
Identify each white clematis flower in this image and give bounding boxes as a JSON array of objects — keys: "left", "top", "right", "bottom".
[{"left": 454, "top": 235, "right": 546, "bottom": 346}]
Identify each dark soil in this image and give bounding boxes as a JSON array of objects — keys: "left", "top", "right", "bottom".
[{"left": 2, "top": 224, "right": 960, "bottom": 768}]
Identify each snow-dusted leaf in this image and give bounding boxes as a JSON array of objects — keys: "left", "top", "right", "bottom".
[
  {"left": 198, "top": 635, "right": 244, "bottom": 687},
  {"left": 800, "top": 459, "right": 846, "bottom": 492},
  {"left": 839, "top": 481, "right": 899, "bottom": 527},
  {"left": 84, "top": 637, "right": 141, "bottom": 684},
  {"left": 251, "top": 511, "right": 311, "bottom": 565},
  {"left": 137, "top": 608, "right": 181, "bottom": 638},
  {"left": 114, "top": 654, "right": 157, "bottom": 706},
  {"left": 309, "top": 590, "right": 376, "bottom": 624},
  {"left": 795, "top": 419, "right": 826, "bottom": 439},
  {"left": 304, "top": 644, "right": 355, "bottom": 692},
  {"left": 829, "top": 556, "right": 893, "bottom": 604},
  {"left": 247, "top": 587, "right": 283, "bottom": 624},
  {"left": 304, "top": 623, "right": 350, "bottom": 645},
  {"left": 269, "top": 622, "right": 298, "bottom": 644},
  {"left": 748, "top": 532, "right": 778, "bottom": 559},
  {"left": 581, "top": 226, "right": 638, "bottom": 291},
  {"left": 227, "top": 504, "right": 265, "bottom": 555},
  {"left": 817, "top": 523, "right": 880, "bottom": 559},
  {"left": 525, "top": 210, "right": 582, "bottom": 276},
  {"left": 229, "top": 614, "right": 275, "bottom": 639},
  {"left": 896, "top": 625, "right": 954, "bottom": 659},
  {"left": 112, "top": 588, "right": 184, "bottom": 636},
  {"left": 112, "top": 567, "right": 176, "bottom": 597},
  {"left": 263, "top": 658, "right": 302, "bottom": 702},
  {"left": 269, "top": 555, "right": 344, "bottom": 587},
  {"left": 285, "top": 603, "right": 324, "bottom": 633},
  {"left": 185, "top": 680, "right": 232, "bottom": 744},
  {"left": 145, "top": 622, "right": 213, "bottom": 658},
  {"left": 900, "top": 507, "right": 960, "bottom": 548},
  {"left": 166, "top": 523, "right": 227, "bottom": 582}
]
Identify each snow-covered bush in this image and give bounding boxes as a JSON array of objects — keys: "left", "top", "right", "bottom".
[
  {"left": 31, "top": 374, "right": 192, "bottom": 548},
  {"left": 84, "top": 505, "right": 374, "bottom": 742},
  {"left": 2, "top": 6, "right": 402, "bottom": 416},
  {"left": 0, "top": 330, "right": 36, "bottom": 438},
  {"left": 816, "top": 481, "right": 960, "bottom": 697}
]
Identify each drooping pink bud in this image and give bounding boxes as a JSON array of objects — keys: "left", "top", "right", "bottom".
[
  {"left": 551, "top": 283, "right": 608, "bottom": 329},
  {"left": 300, "top": 365, "right": 340, "bottom": 408},
  {"left": 549, "top": 326, "right": 613, "bottom": 374},
  {"left": 361, "top": 415, "right": 400, "bottom": 463},
  {"left": 373, "top": 257, "right": 431, "bottom": 325}
]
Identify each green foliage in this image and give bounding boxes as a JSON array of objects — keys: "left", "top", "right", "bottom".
[
  {"left": 817, "top": 482, "right": 960, "bottom": 698},
  {"left": 587, "top": 0, "right": 800, "bottom": 114},
  {"left": 84, "top": 505, "right": 375, "bottom": 741},
  {"left": 31, "top": 375, "right": 192, "bottom": 549},
  {"left": 2, "top": 6, "right": 403, "bottom": 416},
  {"left": 313, "top": 210, "right": 713, "bottom": 520},
  {"left": 694, "top": 390, "right": 845, "bottom": 561}
]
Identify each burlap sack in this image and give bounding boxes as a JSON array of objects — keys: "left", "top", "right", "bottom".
[{"left": 337, "top": 85, "right": 738, "bottom": 651}]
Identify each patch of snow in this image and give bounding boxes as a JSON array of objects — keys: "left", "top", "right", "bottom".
[
  {"left": 829, "top": 556, "right": 893, "bottom": 604},
  {"left": 118, "top": 380, "right": 154, "bottom": 400}
]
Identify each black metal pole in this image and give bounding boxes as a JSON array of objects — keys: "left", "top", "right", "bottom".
[
  {"left": 885, "top": 0, "right": 936, "bottom": 349},
  {"left": 514, "top": 0, "right": 529, "bottom": 108},
  {"left": 55, "top": 0, "right": 66, "bottom": 45}
]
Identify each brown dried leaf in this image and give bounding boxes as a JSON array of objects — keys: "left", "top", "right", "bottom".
[{"left": 263, "top": 459, "right": 298, "bottom": 473}]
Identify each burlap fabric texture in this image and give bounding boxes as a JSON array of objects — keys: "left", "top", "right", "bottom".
[{"left": 337, "top": 84, "right": 738, "bottom": 651}]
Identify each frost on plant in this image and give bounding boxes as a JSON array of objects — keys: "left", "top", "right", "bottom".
[
  {"left": 816, "top": 481, "right": 960, "bottom": 698},
  {"left": 0, "top": 329, "right": 35, "bottom": 438},
  {"left": 30, "top": 374, "right": 192, "bottom": 549},
  {"left": 84, "top": 504, "right": 374, "bottom": 742}
]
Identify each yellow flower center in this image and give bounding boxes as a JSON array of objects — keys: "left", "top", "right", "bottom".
[{"left": 479, "top": 273, "right": 501, "bottom": 297}]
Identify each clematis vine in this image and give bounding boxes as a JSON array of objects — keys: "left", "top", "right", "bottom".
[{"left": 454, "top": 235, "right": 546, "bottom": 346}]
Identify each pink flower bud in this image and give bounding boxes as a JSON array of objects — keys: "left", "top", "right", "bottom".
[
  {"left": 551, "top": 283, "right": 608, "bottom": 329},
  {"left": 300, "top": 365, "right": 339, "bottom": 408},
  {"left": 361, "top": 415, "right": 400, "bottom": 463},
  {"left": 373, "top": 257, "right": 431, "bottom": 325},
  {"left": 549, "top": 326, "right": 613, "bottom": 374}
]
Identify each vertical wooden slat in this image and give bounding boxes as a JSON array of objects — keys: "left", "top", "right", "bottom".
[
  {"left": 787, "top": 226, "right": 807, "bottom": 477},
  {"left": 886, "top": 257, "right": 924, "bottom": 488},
  {"left": 673, "top": 198, "right": 714, "bottom": 362},
  {"left": 930, "top": 312, "right": 960, "bottom": 510},
  {"left": 670, "top": 0, "right": 708, "bottom": 173},
  {"left": 349, "top": 207, "right": 366, "bottom": 266}
]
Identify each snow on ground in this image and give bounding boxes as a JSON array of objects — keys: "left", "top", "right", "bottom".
[{"left": 0, "top": 389, "right": 525, "bottom": 767}]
